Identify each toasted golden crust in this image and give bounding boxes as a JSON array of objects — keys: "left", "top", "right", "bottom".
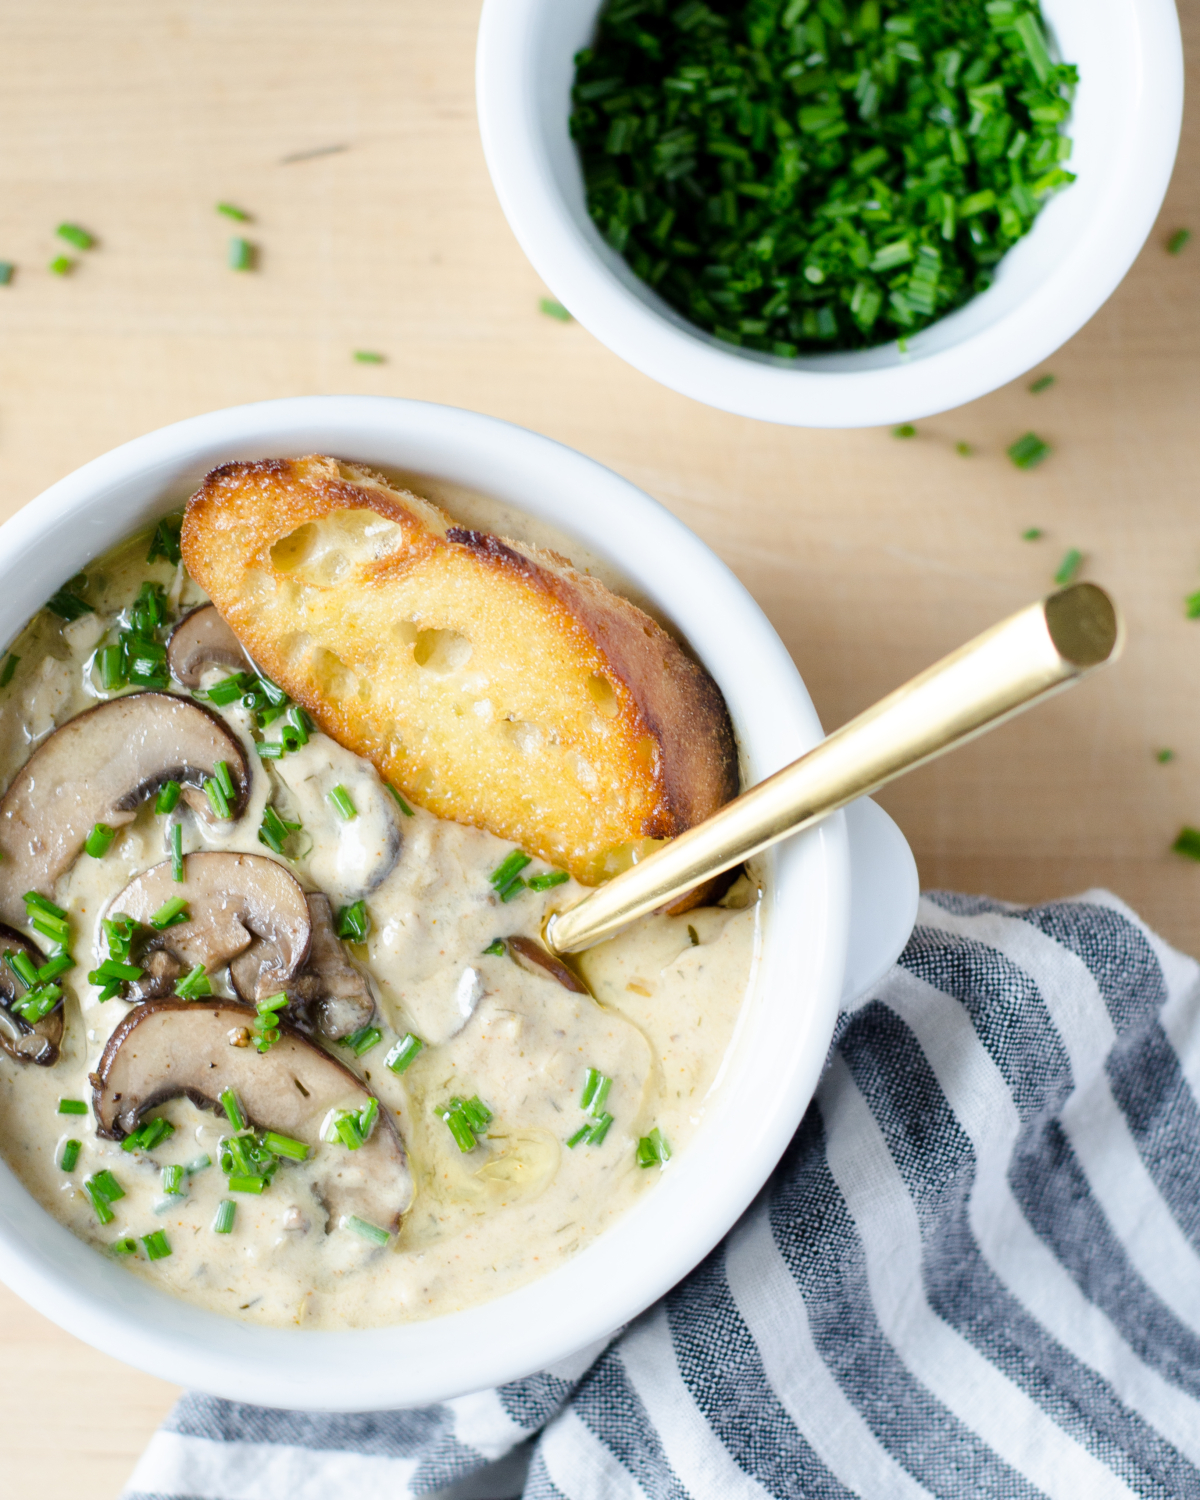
[{"left": 182, "top": 456, "right": 738, "bottom": 886}]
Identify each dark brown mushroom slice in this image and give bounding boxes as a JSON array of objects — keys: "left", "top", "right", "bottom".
[
  {"left": 108, "top": 853, "right": 311, "bottom": 989},
  {"left": 167, "top": 604, "right": 251, "bottom": 689},
  {"left": 506, "top": 935, "right": 590, "bottom": 995},
  {"left": 230, "top": 894, "right": 375, "bottom": 1040},
  {"left": 0, "top": 692, "right": 250, "bottom": 926},
  {"left": 125, "top": 947, "right": 185, "bottom": 1004},
  {"left": 0, "top": 924, "right": 62, "bottom": 1066},
  {"left": 91, "top": 998, "right": 412, "bottom": 1231}
]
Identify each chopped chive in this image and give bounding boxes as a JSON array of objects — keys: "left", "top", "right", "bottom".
[
  {"left": 141, "top": 1230, "right": 172, "bottom": 1260},
  {"left": 89, "top": 958, "right": 144, "bottom": 983},
  {"left": 146, "top": 515, "right": 183, "bottom": 565},
  {"left": 171, "top": 822, "right": 184, "bottom": 882},
  {"left": 186, "top": 1153, "right": 212, "bottom": 1174},
  {"left": 1173, "top": 827, "right": 1200, "bottom": 861},
  {"left": 228, "top": 236, "right": 255, "bottom": 271},
  {"left": 1168, "top": 228, "right": 1192, "bottom": 255},
  {"left": 122, "top": 1116, "right": 174, "bottom": 1153},
  {"left": 1184, "top": 591, "right": 1200, "bottom": 620},
  {"left": 85, "top": 823, "right": 117, "bottom": 859},
  {"left": 216, "top": 202, "right": 249, "bottom": 222},
  {"left": 56, "top": 223, "right": 95, "bottom": 250},
  {"left": 219, "top": 1087, "right": 246, "bottom": 1132},
  {"left": 258, "top": 804, "right": 301, "bottom": 855},
  {"left": 258, "top": 992, "right": 289, "bottom": 1014},
  {"left": 227, "top": 1173, "right": 266, "bottom": 1194},
  {"left": 539, "top": 298, "right": 572, "bottom": 322},
  {"left": 49, "top": 254, "right": 74, "bottom": 275},
  {"left": 161, "top": 1164, "right": 185, "bottom": 1195},
  {"left": 262, "top": 1131, "right": 309, "bottom": 1162},
  {"left": 499, "top": 878, "right": 527, "bottom": 903},
  {"left": 1029, "top": 374, "right": 1056, "bottom": 393},
  {"left": 580, "top": 1067, "right": 602, "bottom": 1112},
  {"left": 528, "top": 870, "right": 569, "bottom": 892},
  {"left": 37, "top": 953, "right": 74, "bottom": 983},
  {"left": 1157, "top": 749, "right": 1176, "bottom": 764},
  {"left": 12, "top": 983, "right": 62, "bottom": 1023},
  {"left": 340, "top": 1025, "right": 382, "bottom": 1058},
  {"left": 25, "top": 892, "right": 67, "bottom": 921},
  {"left": 481, "top": 938, "right": 506, "bottom": 957},
  {"left": 46, "top": 586, "right": 93, "bottom": 621},
  {"left": 174, "top": 962, "right": 211, "bottom": 1000},
  {"left": 385, "top": 1032, "right": 423, "bottom": 1074},
  {"left": 327, "top": 784, "right": 357, "bottom": 820},
  {"left": 214, "top": 760, "right": 236, "bottom": 800},
  {"left": 566, "top": 1124, "right": 591, "bottom": 1149},
  {"left": 1054, "top": 548, "right": 1083, "bottom": 587},
  {"left": 256, "top": 741, "right": 284, "bottom": 760},
  {"left": 636, "top": 1127, "right": 671, "bottom": 1168},
  {"left": 335, "top": 900, "right": 369, "bottom": 942},
  {"left": 358, "top": 1097, "right": 379, "bottom": 1139},
  {"left": 31, "top": 914, "right": 70, "bottom": 947},
  {"left": 385, "top": 785, "right": 414, "bottom": 816},
  {"left": 111, "top": 1236, "right": 138, "bottom": 1255},
  {"left": 204, "top": 775, "right": 232, "bottom": 820},
  {"left": 1022, "top": 527, "right": 1044, "bottom": 541},
  {"left": 6, "top": 949, "right": 39, "bottom": 988},
  {"left": 96, "top": 644, "right": 125, "bottom": 691},
  {"left": 58, "top": 1098, "right": 87, "bottom": 1115},
  {"left": 489, "top": 850, "right": 531, "bottom": 891},
  {"left": 343, "top": 1214, "right": 390, "bottom": 1246},
  {"left": 150, "top": 896, "right": 190, "bottom": 930},
  {"left": 0, "top": 653, "right": 18, "bottom": 688},
  {"left": 0, "top": 263, "right": 12, "bottom": 286},
  {"left": 586, "top": 1111, "right": 614, "bottom": 1146},
  {"left": 1008, "top": 432, "right": 1052, "bottom": 469},
  {"left": 893, "top": 424, "right": 917, "bottom": 439},
  {"left": 353, "top": 350, "right": 385, "bottom": 363},
  {"left": 59, "top": 1139, "right": 81, "bottom": 1172},
  {"left": 687, "top": 924, "right": 700, "bottom": 947},
  {"left": 84, "top": 1180, "right": 114, "bottom": 1224},
  {"left": 91, "top": 1169, "right": 124, "bottom": 1203},
  {"left": 204, "top": 672, "right": 249, "bottom": 706},
  {"left": 955, "top": 442, "right": 974, "bottom": 457},
  {"left": 212, "top": 1199, "right": 236, "bottom": 1233},
  {"left": 104, "top": 913, "right": 139, "bottom": 962},
  {"left": 155, "top": 780, "right": 181, "bottom": 814}
]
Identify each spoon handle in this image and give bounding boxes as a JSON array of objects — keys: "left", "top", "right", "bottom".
[{"left": 546, "top": 583, "right": 1122, "bottom": 956}]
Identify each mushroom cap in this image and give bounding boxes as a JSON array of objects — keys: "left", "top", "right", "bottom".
[
  {"left": 0, "top": 692, "right": 250, "bottom": 925},
  {"left": 167, "top": 604, "right": 250, "bottom": 690},
  {"left": 108, "top": 852, "right": 312, "bottom": 985},
  {"left": 91, "top": 998, "right": 413, "bottom": 1231},
  {"left": 0, "top": 923, "right": 61, "bottom": 1066}
]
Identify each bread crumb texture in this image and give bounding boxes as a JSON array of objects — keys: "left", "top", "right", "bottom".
[{"left": 182, "top": 457, "right": 738, "bottom": 885}]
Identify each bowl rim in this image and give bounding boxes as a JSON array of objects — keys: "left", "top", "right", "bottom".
[
  {"left": 0, "top": 396, "right": 850, "bottom": 1409},
  {"left": 475, "top": 0, "right": 1184, "bottom": 428}
]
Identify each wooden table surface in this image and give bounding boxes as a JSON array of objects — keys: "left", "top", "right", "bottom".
[{"left": 2, "top": 1, "right": 1199, "bottom": 1494}]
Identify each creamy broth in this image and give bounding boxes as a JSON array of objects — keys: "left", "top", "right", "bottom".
[{"left": 0, "top": 503, "right": 759, "bottom": 1330}]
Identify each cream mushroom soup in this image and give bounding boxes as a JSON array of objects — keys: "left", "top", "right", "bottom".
[{"left": 0, "top": 509, "right": 759, "bottom": 1329}]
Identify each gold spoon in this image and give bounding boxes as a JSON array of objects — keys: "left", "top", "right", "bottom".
[{"left": 546, "top": 582, "right": 1122, "bottom": 957}]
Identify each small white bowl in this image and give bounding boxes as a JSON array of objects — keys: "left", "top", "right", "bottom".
[
  {"left": 0, "top": 397, "right": 916, "bottom": 1408},
  {"left": 477, "top": 0, "right": 1182, "bottom": 427}
]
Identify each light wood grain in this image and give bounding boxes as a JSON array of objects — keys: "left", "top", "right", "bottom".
[{"left": 0, "top": 0, "right": 1198, "bottom": 1494}]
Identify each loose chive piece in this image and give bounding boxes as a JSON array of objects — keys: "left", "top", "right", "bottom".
[
  {"left": 150, "top": 896, "right": 190, "bottom": 930},
  {"left": 893, "top": 424, "right": 917, "bottom": 439},
  {"left": 174, "top": 963, "right": 211, "bottom": 1000},
  {"left": 636, "top": 1127, "right": 672, "bottom": 1169},
  {"left": 258, "top": 804, "right": 301, "bottom": 855},
  {"left": 0, "top": 263, "right": 13, "bottom": 286},
  {"left": 7, "top": 949, "right": 39, "bottom": 988},
  {"left": 1157, "top": 749, "right": 1176, "bottom": 764},
  {"left": 340, "top": 1025, "right": 382, "bottom": 1058},
  {"left": 56, "top": 223, "right": 95, "bottom": 250},
  {"left": 528, "top": 871, "right": 569, "bottom": 892},
  {"left": 58, "top": 1098, "right": 88, "bottom": 1115},
  {"left": 481, "top": 938, "right": 506, "bottom": 957},
  {"left": 146, "top": 515, "right": 184, "bottom": 565},
  {"left": 1054, "top": 549, "right": 1084, "bottom": 587},
  {"left": 586, "top": 1112, "right": 614, "bottom": 1146},
  {"left": 104, "top": 913, "right": 139, "bottom": 962},
  {"left": 1008, "top": 433, "right": 1052, "bottom": 470},
  {"left": 228, "top": 236, "right": 255, "bottom": 271},
  {"left": 539, "top": 298, "right": 572, "bottom": 322},
  {"left": 1184, "top": 592, "right": 1200, "bottom": 620},
  {"left": 353, "top": 350, "right": 385, "bottom": 364},
  {"left": 1022, "top": 527, "right": 1045, "bottom": 541},
  {"left": 1168, "top": 229, "right": 1192, "bottom": 255},
  {"left": 385, "top": 1032, "right": 423, "bottom": 1074},
  {"left": 227, "top": 1174, "right": 267, "bottom": 1195},
  {"left": 566, "top": 1124, "right": 591, "bottom": 1149},
  {"left": 89, "top": 958, "right": 144, "bottom": 984},
  {"left": 687, "top": 924, "right": 700, "bottom": 947},
  {"left": 171, "top": 822, "right": 185, "bottom": 882},
  {"left": 262, "top": 1131, "right": 309, "bottom": 1162},
  {"left": 38, "top": 953, "right": 74, "bottom": 983},
  {"left": 91, "top": 1169, "right": 124, "bottom": 1202},
  {"left": 219, "top": 1087, "right": 246, "bottom": 1132},
  {"left": 121, "top": 1116, "right": 174, "bottom": 1153},
  {"left": 343, "top": 1214, "right": 390, "bottom": 1247},
  {"left": 216, "top": 202, "right": 249, "bottom": 222},
  {"left": 84, "top": 1180, "right": 115, "bottom": 1224},
  {"left": 111, "top": 1236, "right": 138, "bottom": 1255},
  {"left": 96, "top": 644, "right": 125, "bottom": 691},
  {"left": 205, "top": 772, "right": 232, "bottom": 820},
  {"left": 161, "top": 1164, "right": 185, "bottom": 1195},
  {"left": 385, "top": 785, "right": 414, "bottom": 816},
  {"left": 489, "top": 850, "right": 531, "bottom": 893},
  {"left": 500, "top": 878, "right": 527, "bottom": 903},
  {"left": 155, "top": 780, "right": 182, "bottom": 814},
  {"left": 955, "top": 442, "right": 974, "bottom": 457},
  {"left": 204, "top": 672, "right": 249, "bottom": 707},
  {"left": 327, "top": 785, "right": 357, "bottom": 821},
  {"left": 0, "top": 653, "right": 18, "bottom": 687},
  {"left": 186, "top": 1154, "right": 212, "bottom": 1174},
  {"left": 12, "top": 983, "right": 62, "bottom": 1023},
  {"left": 335, "top": 900, "right": 369, "bottom": 942},
  {"left": 579, "top": 1067, "right": 606, "bottom": 1113},
  {"left": 59, "top": 1139, "right": 81, "bottom": 1172},
  {"left": 1029, "top": 374, "right": 1056, "bottom": 393},
  {"left": 48, "top": 255, "right": 73, "bottom": 276},
  {"left": 1172, "top": 827, "right": 1200, "bottom": 861},
  {"left": 141, "top": 1230, "right": 172, "bottom": 1261},
  {"left": 212, "top": 1199, "right": 236, "bottom": 1234},
  {"left": 85, "top": 823, "right": 117, "bottom": 859},
  {"left": 46, "top": 585, "right": 93, "bottom": 620}
]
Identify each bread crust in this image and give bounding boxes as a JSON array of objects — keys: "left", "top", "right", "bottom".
[{"left": 182, "top": 456, "right": 738, "bottom": 888}]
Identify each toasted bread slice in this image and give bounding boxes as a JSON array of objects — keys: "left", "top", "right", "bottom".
[{"left": 182, "top": 456, "right": 737, "bottom": 886}]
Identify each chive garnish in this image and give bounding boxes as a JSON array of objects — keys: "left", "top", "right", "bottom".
[
  {"left": 566, "top": 1124, "right": 591, "bottom": 1149},
  {"left": 175, "top": 962, "right": 211, "bottom": 1000},
  {"left": 212, "top": 1200, "right": 236, "bottom": 1234},
  {"left": 0, "top": 653, "right": 18, "bottom": 687},
  {"left": 204, "top": 774, "right": 232, "bottom": 820},
  {"left": 258, "top": 804, "right": 301, "bottom": 856},
  {"left": 84, "top": 1180, "right": 114, "bottom": 1224},
  {"left": 489, "top": 850, "right": 531, "bottom": 892},
  {"left": 186, "top": 1154, "right": 212, "bottom": 1174},
  {"left": 216, "top": 202, "right": 250, "bottom": 222},
  {"left": 335, "top": 900, "right": 369, "bottom": 942},
  {"left": 500, "top": 878, "right": 527, "bottom": 903},
  {"left": 586, "top": 1112, "right": 614, "bottom": 1146},
  {"left": 1008, "top": 432, "right": 1051, "bottom": 469},
  {"left": 325, "top": 1097, "right": 379, "bottom": 1151},
  {"left": 219, "top": 1088, "right": 246, "bottom": 1132},
  {"left": 436, "top": 1094, "right": 493, "bottom": 1152},
  {"left": 60, "top": 1139, "right": 81, "bottom": 1172},
  {"left": 96, "top": 644, "right": 125, "bottom": 691},
  {"left": 46, "top": 585, "right": 93, "bottom": 620},
  {"left": 481, "top": 938, "right": 506, "bottom": 957},
  {"left": 161, "top": 1164, "right": 185, "bottom": 1195},
  {"left": 171, "top": 822, "right": 184, "bottom": 882},
  {"left": 955, "top": 442, "right": 974, "bottom": 457},
  {"left": 85, "top": 823, "right": 117, "bottom": 859},
  {"left": 146, "top": 515, "right": 183, "bottom": 565},
  {"left": 111, "top": 1236, "right": 137, "bottom": 1255},
  {"left": 339, "top": 1025, "right": 382, "bottom": 1058},
  {"left": 155, "top": 780, "right": 181, "bottom": 814},
  {"left": 6, "top": 949, "right": 39, "bottom": 989},
  {"left": 687, "top": 924, "right": 700, "bottom": 946},
  {"left": 1029, "top": 374, "right": 1056, "bottom": 393},
  {"left": 227, "top": 1174, "right": 267, "bottom": 1194},
  {"left": 141, "top": 1230, "right": 172, "bottom": 1261},
  {"left": 262, "top": 1131, "right": 309, "bottom": 1162},
  {"left": 343, "top": 1214, "right": 390, "bottom": 1246},
  {"left": 328, "top": 784, "right": 357, "bottom": 821},
  {"left": 122, "top": 1116, "right": 174, "bottom": 1153},
  {"left": 89, "top": 957, "right": 144, "bottom": 984},
  {"left": 1022, "top": 527, "right": 1044, "bottom": 541},
  {"left": 12, "top": 983, "right": 62, "bottom": 1023},
  {"left": 1173, "top": 827, "right": 1200, "bottom": 861},
  {"left": 385, "top": 1032, "right": 423, "bottom": 1074},
  {"left": 150, "top": 896, "right": 189, "bottom": 930},
  {"left": 1168, "top": 228, "right": 1192, "bottom": 255},
  {"left": 58, "top": 1098, "right": 87, "bottom": 1115},
  {"left": 56, "top": 223, "right": 95, "bottom": 250},
  {"left": 37, "top": 953, "right": 74, "bottom": 983},
  {"left": 104, "top": 913, "right": 140, "bottom": 962},
  {"left": 1054, "top": 548, "right": 1083, "bottom": 587},
  {"left": 0, "top": 263, "right": 13, "bottom": 287},
  {"left": 893, "top": 424, "right": 917, "bottom": 439},
  {"left": 49, "top": 254, "right": 74, "bottom": 276},
  {"left": 228, "top": 236, "right": 255, "bottom": 271},
  {"left": 539, "top": 298, "right": 572, "bottom": 322},
  {"left": 385, "top": 785, "right": 414, "bottom": 816},
  {"left": 579, "top": 1067, "right": 610, "bottom": 1114},
  {"left": 1157, "top": 749, "right": 1176, "bottom": 764},
  {"left": 528, "top": 870, "right": 569, "bottom": 892},
  {"left": 353, "top": 350, "right": 385, "bottom": 364},
  {"left": 636, "top": 1127, "right": 672, "bottom": 1168},
  {"left": 205, "top": 672, "right": 249, "bottom": 706}
]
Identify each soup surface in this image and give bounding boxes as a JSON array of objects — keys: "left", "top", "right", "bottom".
[{"left": 0, "top": 494, "right": 759, "bottom": 1329}]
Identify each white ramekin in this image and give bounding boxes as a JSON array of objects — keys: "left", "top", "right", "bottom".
[
  {"left": 0, "top": 397, "right": 916, "bottom": 1408},
  {"left": 476, "top": 0, "right": 1183, "bottom": 428}
]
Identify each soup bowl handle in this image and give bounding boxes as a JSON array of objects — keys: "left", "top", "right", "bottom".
[{"left": 840, "top": 798, "right": 919, "bottom": 1010}]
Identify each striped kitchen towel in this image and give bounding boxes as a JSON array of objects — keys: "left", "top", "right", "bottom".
[{"left": 124, "top": 889, "right": 1200, "bottom": 1500}]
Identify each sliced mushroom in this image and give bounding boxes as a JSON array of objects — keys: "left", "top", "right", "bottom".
[
  {"left": 230, "top": 894, "right": 374, "bottom": 1040},
  {"left": 0, "top": 924, "right": 62, "bottom": 1066},
  {"left": 0, "top": 692, "right": 250, "bottom": 925},
  {"left": 125, "top": 947, "right": 185, "bottom": 1004},
  {"left": 506, "top": 935, "right": 590, "bottom": 995},
  {"left": 91, "top": 998, "right": 412, "bottom": 1230},
  {"left": 167, "top": 604, "right": 250, "bottom": 689},
  {"left": 108, "top": 852, "right": 311, "bottom": 988}
]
